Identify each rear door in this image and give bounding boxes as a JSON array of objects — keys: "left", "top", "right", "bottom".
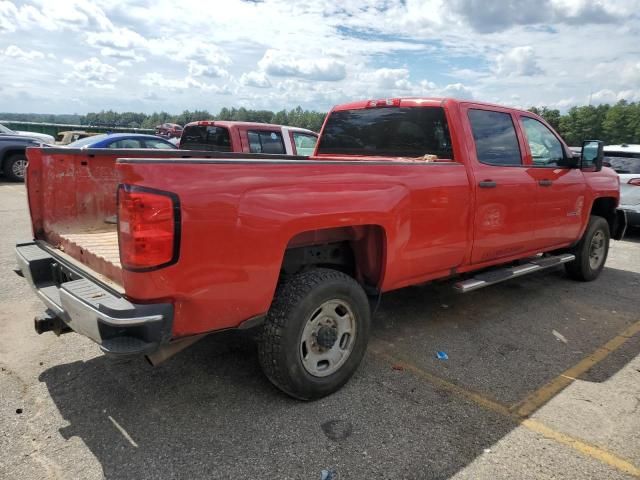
[
  {"left": 518, "top": 115, "right": 586, "bottom": 249},
  {"left": 462, "top": 105, "right": 538, "bottom": 264}
]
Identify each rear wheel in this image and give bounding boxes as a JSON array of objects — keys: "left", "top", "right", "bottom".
[
  {"left": 258, "top": 268, "right": 371, "bottom": 400},
  {"left": 4, "top": 154, "right": 27, "bottom": 182},
  {"left": 565, "top": 215, "right": 610, "bottom": 281}
]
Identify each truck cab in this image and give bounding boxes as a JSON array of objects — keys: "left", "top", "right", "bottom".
[{"left": 179, "top": 120, "right": 318, "bottom": 156}]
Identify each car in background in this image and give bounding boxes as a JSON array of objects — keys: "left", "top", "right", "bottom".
[
  {"left": 603, "top": 144, "right": 640, "bottom": 227},
  {"left": 179, "top": 121, "right": 318, "bottom": 156},
  {"left": 0, "top": 123, "right": 55, "bottom": 144},
  {"left": 67, "top": 133, "right": 177, "bottom": 149},
  {"left": 0, "top": 135, "right": 41, "bottom": 181},
  {"left": 55, "top": 130, "right": 99, "bottom": 145},
  {"left": 155, "top": 123, "right": 183, "bottom": 139}
]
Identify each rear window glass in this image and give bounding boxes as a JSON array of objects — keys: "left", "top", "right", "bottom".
[
  {"left": 180, "top": 125, "right": 231, "bottom": 151},
  {"left": 248, "top": 130, "right": 285, "bottom": 154},
  {"left": 316, "top": 107, "right": 453, "bottom": 158},
  {"left": 603, "top": 151, "right": 640, "bottom": 174}
]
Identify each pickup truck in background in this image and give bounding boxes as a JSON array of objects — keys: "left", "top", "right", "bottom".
[
  {"left": 603, "top": 144, "right": 640, "bottom": 227},
  {"left": 0, "top": 135, "right": 43, "bottom": 181},
  {"left": 15, "top": 98, "right": 625, "bottom": 400},
  {"left": 179, "top": 120, "right": 319, "bottom": 155}
]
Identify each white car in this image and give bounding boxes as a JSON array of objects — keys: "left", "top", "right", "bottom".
[
  {"left": 0, "top": 123, "right": 55, "bottom": 144},
  {"left": 604, "top": 144, "right": 640, "bottom": 227}
]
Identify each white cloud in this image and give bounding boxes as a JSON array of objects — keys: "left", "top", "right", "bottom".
[
  {"left": 495, "top": 46, "right": 543, "bottom": 76},
  {"left": 62, "top": 57, "right": 121, "bottom": 89},
  {"left": 240, "top": 71, "right": 272, "bottom": 88},
  {"left": 258, "top": 49, "right": 347, "bottom": 81},
  {"left": 370, "top": 68, "right": 412, "bottom": 90},
  {"left": 2, "top": 44, "right": 44, "bottom": 60}
]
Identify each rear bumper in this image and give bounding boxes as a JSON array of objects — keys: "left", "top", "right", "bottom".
[{"left": 15, "top": 242, "right": 173, "bottom": 355}]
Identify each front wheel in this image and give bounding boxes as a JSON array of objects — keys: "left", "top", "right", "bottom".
[
  {"left": 565, "top": 215, "right": 610, "bottom": 281},
  {"left": 258, "top": 268, "right": 371, "bottom": 400},
  {"left": 4, "top": 154, "right": 27, "bottom": 182}
]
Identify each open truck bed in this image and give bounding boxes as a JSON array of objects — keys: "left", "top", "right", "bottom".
[{"left": 25, "top": 147, "right": 308, "bottom": 286}]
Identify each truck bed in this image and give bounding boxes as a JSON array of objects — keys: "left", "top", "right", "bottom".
[{"left": 55, "top": 227, "right": 122, "bottom": 284}]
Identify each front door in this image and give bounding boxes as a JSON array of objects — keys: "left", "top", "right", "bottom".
[
  {"left": 463, "top": 106, "right": 538, "bottom": 264},
  {"left": 518, "top": 115, "right": 586, "bottom": 249}
]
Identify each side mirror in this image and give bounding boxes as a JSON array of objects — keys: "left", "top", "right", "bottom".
[{"left": 581, "top": 140, "right": 604, "bottom": 172}]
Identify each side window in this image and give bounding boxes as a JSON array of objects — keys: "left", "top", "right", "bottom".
[
  {"left": 293, "top": 133, "right": 317, "bottom": 156},
  {"left": 521, "top": 117, "right": 565, "bottom": 167},
  {"left": 109, "top": 139, "right": 143, "bottom": 148},
  {"left": 144, "top": 139, "right": 174, "bottom": 149},
  {"left": 468, "top": 109, "right": 522, "bottom": 166},
  {"left": 248, "top": 130, "right": 285, "bottom": 154}
]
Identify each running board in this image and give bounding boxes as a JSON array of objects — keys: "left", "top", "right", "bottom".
[{"left": 454, "top": 254, "right": 575, "bottom": 293}]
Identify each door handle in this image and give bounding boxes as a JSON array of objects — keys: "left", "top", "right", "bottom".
[
  {"left": 538, "top": 179, "right": 553, "bottom": 187},
  {"left": 479, "top": 180, "right": 497, "bottom": 188}
]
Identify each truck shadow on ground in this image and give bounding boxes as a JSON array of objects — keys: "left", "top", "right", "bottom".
[{"left": 38, "top": 264, "right": 640, "bottom": 479}]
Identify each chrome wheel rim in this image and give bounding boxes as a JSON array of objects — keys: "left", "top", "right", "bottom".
[
  {"left": 12, "top": 159, "right": 27, "bottom": 179},
  {"left": 300, "top": 299, "right": 357, "bottom": 377},
  {"left": 589, "top": 230, "right": 605, "bottom": 270}
]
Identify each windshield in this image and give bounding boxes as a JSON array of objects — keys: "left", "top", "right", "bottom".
[
  {"left": 67, "top": 134, "right": 108, "bottom": 147},
  {"left": 603, "top": 151, "right": 640, "bottom": 174},
  {"left": 316, "top": 106, "right": 453, "bottom": 158},
  {"left": 0, "top": 124, "right": 14, "bottom": 134}
]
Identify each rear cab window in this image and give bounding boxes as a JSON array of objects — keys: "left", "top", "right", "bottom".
[
  {"left": 467, "top": 109, "right": 522, "bottom": 166},
  {"left": 316, "top": 106, "right": 453, "bottom": 159},
  {"left": 248, "top": 130, "right": 285, "bottom": 154},
  {"left": 180, "top": 125, "right": 231, "bottom": 151}
]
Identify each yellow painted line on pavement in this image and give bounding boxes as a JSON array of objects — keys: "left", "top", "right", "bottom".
[
  {"left": 370, "top": 335, "right": 640, "bottom": 478},
  {"left": 511, "top": 319, "right": 640, "bottom": 418},
  {"left": 522, "top": 418, "right": 640, "bottom": 477}
]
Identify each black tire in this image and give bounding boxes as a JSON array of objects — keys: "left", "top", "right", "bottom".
[
  {"left": 3, "top": 153, "right": 27, "bottom": 182},
  {"left": 565, "top": 216, "right": 610, "bottom": 281},
  {"left": 258, "top": 268, "right": 371, "bottom": 400}
]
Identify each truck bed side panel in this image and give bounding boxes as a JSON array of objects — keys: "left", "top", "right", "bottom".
[{"left": 116, "top": 159, "right": 472, "bottom": 337}]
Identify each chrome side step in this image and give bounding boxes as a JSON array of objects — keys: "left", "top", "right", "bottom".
[{"left": 454, "top": 254, "right": 575, "bottom": 293}]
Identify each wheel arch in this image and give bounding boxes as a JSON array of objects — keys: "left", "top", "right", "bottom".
[
  {"left": 590, "top": 196, "right": 625, "bottom": 240},
  {"left": 281, "top": 225, "right": 387, "bottom": 291}
]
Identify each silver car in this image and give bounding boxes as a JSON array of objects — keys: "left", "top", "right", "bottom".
[{"left": 604, "top": 144, "right": 640, "bottom": 227}]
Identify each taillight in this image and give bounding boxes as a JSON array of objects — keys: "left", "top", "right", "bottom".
[
  {"left": 628, "top": 178, "right": 640, "bottom": 186},
  {"left": 117, "top": 185, "right": 180, "bottom": 271}
]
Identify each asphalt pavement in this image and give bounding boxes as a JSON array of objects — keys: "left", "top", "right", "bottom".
[{"left": 0, "top": 181, "right": 638, "bottom": 479}]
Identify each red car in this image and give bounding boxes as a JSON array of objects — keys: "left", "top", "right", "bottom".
[
  {"left": 16, "top": 97, "right": 625, "bottom": 399},
  {"left": 154, "top": 123, "right": 183, "bottom": 139}
]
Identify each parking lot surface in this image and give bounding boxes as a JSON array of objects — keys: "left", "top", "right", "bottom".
[{"left": 1, "top": 181, "right": 639, "bottom": 479}]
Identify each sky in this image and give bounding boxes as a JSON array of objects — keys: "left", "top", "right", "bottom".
[{"left": 0, "top": 0, "right": 639, "bottom": 114}]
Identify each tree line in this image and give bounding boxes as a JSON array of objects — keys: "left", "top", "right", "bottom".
[
  {"left": 2, "top": 100, "right": 639, "bottom": 144},
  {"left": 0, "top": 106, "right": 327, "bottom": 132}
]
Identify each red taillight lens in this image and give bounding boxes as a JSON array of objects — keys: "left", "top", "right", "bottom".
[
  {"left": 628, "top": 178, "right": 640, "bottom": 186},
  {"left": 117, "top": 185, "right": 180, "bottom": 271}
]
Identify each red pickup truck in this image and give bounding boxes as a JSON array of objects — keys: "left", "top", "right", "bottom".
[
  {"left": 179, "top": 120, "right": 318, "bottom": 155},
  {"left": 16, "top": 97, "right": 626, "bottom": 400}
]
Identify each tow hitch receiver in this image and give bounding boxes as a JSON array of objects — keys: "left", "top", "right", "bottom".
[{"left": 34, "top": 313, "right": 72, "bottom": 336}]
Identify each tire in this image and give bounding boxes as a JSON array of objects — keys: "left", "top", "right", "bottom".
[
  {"left": 3, "top": 154, "right": 27, "bottom": 182},
  {"left": 565, "top": 215, "right": 610, "bottom": 281},
  {"left": 258, "top": 268, "right": 371, "bottom": 400}
]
